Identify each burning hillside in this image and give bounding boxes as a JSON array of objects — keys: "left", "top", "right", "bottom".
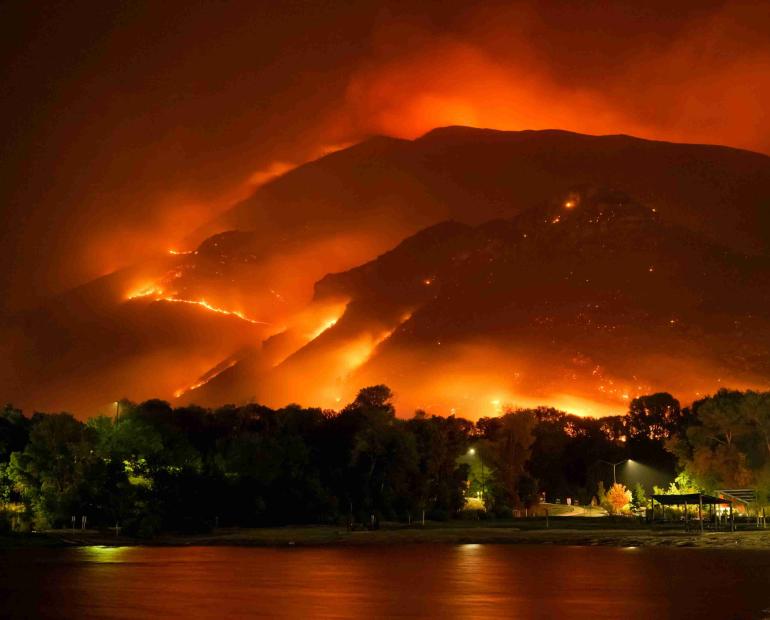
[
  {"left": 188, "top": 188, "right": 770, "bottom": 417},
  {"left": 1, "top": 128, "right": 769, "bottom": 417}
]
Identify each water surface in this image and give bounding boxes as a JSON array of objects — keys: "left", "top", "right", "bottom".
[{"left": 1, "top": 544, "right": 769, "bottom": 618}]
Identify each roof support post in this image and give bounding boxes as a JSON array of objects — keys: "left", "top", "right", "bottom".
[{"left": 698, "top": 494, "right": 704, "bottom": 534}]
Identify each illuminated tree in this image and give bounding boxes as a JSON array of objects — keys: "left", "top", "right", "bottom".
[
  {"left": 605, "top": 482, "right": 632, "bottom": 515},
  {"left": 631, "top": 482, "right": 646, "bottom": 511},
  {"left": 8, "top": 413, "right": 97, "bottom": 528}
]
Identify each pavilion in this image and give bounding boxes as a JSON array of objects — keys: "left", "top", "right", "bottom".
[{"left": 650, "top": 492, "right": 735, "bottom": 532}]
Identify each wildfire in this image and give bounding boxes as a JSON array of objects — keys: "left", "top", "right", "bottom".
[
  {"left": 127, "top": 285, "right": 165, "bottom": 299},
  {"left": 308, "top": 317, "right": 339, "bottom": 340},
  {"left": 174, "top": 358, "right": 239, "bottom": 398},
  {"left": 160, "top": 297, "right": 269, "bottom": 325},
  {"left": 168, "top": 249, "right": 194, "bottom": 255},
  {"left": 126, "top": 284, "right": 268, "bottom": 325}
]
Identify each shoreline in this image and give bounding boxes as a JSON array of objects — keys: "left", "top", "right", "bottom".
[{"left": 4, "top": 524, "right": 770, "bottom": 551}]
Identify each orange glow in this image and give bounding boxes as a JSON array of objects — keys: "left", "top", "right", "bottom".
[
  {"left": 174, "top": 358, "right": 239, "bottom": 398},
  {"left": 308, "top": 317, "right": 339, "bottom": 341},
  {"left": 341, "top": 326, "right": 396, "bottom": 371}
]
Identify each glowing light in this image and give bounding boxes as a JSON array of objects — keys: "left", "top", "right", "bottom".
[
  {"left": 564, "top": 200, "right": 575, "bottom": 209},
  {"left": 551, "top": 215, "right": 561, "bottom": 224},
  {"left": 168, "top": 249, "right": 194, "bottom": 255}
]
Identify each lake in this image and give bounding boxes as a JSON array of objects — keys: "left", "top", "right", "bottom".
[{"left": 1, "top": 544, "right": 769, "bottom": 618}]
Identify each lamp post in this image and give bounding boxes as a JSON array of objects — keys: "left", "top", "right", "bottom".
[
  {"left": 598, "top": 459, "right": 630, "bottom": 485},
  {"left": 468, "top": 447, "right": 485, "bottom": 500}
]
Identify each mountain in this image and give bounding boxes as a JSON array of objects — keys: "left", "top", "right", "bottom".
[
  {"left": 199, "top": 127, "right": 770, "bottom": 255},
  {"left": 190, "top": 187, "right": 770, "bottom": 417},
  {"left": 3, "top": 127, "right": 769, "bottom": 416}
]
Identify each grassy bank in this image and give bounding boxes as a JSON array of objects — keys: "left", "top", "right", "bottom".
[{"left": 4, "top": 519, "right": 770, "bottom": 550}]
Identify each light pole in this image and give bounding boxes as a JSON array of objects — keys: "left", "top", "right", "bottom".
[
  {"left": 599, "top": 459, "right": 630, "bottom": 485},
  {"left": 468, "top": 447, "right": 485, "bottom": 500}
]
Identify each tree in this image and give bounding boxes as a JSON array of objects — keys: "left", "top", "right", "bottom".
[
  {"left": 605, "top": 483, "right": 632, "bottom": 515},
  {"left": 671, "top": 390, "right": 759, "bottom": 490},
  {"left": 627, "top": 393, "right": 683, "bottom": 441},
  {"left": 597, "top": 480, "right": 611, "bottom": 513},
  {"left": 0, "top": 405, "right": 31, "bottom": 462},
  {"left": 631, "top": 482, "right": 646, "bottom": 512},
  {"left": 8, "top": 413, "right": 97, "bottom": 528},
  {"left": 481, "top": 409, "right": 536, "bottom": 510},
  {"left": 407, "top": 414, "right": 472, "bottom": 520}
]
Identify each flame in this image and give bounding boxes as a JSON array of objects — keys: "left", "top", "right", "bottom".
[
  {"left": 174, "top": 358, "right": 239, "bottom": 398},
  {"left": 127, "top": 285, "right": 165, "bottom": 300},
  {"left": 126, "top": 284, "right": 268, "bottom": 325},
  {"left": 168, "top": 249, "right": 194, "bottom": 255},
  {"left": 308, "top": 317, "right": 339, "bottom": 340},
  {"left": 159, "top": 297, "right": 269, "bottom": 325}
]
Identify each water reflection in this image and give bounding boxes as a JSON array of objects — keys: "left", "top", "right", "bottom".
[{"left": 1, "top": 545, "right": 769, "bottom": 618}]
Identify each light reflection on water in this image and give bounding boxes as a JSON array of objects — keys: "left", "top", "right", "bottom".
[{"left": 1, "top": 544, "right": 770, "bottom": 619}]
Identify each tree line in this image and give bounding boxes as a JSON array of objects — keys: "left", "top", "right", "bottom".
[{"left": 0, "top": 385, "right": 766, "bottom": 536}]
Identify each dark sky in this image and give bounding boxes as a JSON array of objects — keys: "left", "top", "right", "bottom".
[{"left": 1, "top": 0, "right": 768, "bottom": 311}]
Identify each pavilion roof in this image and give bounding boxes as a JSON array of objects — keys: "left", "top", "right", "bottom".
[{"left": 651, "top": 493, "right": 732, "bottom": 506}]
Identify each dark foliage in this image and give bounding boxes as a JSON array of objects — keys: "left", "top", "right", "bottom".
[{"left": 0, "top": 384, "right": 694, "bottom": 534}]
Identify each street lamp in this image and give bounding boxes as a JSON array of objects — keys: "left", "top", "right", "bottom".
[
  {"left": 468, "top": 447, "right": 485, "bottom": 500},
  {"left": 598, "top": 459, "right": 632, "bottom": 485}
]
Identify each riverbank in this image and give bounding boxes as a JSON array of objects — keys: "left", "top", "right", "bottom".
[{"left": 4, "top": 521, "right": 770, "bottom": 550}]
